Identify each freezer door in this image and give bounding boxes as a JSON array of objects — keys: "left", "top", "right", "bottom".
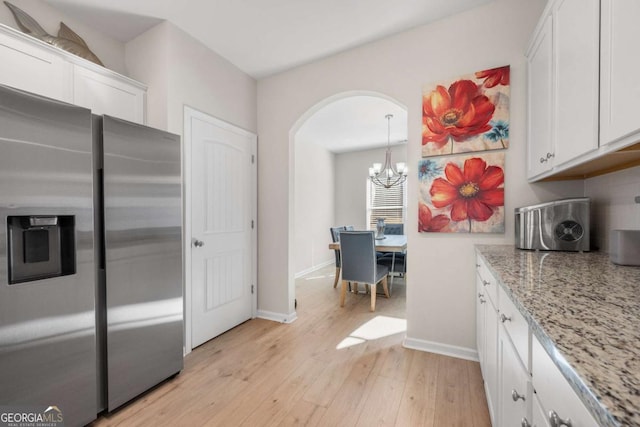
[
  {"left": 101, "top": 116, "right": 183, "bottom": 410},
  {"left": 0, "top": 85, "right": 97, "bottom": 426}
]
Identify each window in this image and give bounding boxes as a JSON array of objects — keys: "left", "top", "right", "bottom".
[{"left": 366, "top": 179, "right": 407, "bottom": 230}]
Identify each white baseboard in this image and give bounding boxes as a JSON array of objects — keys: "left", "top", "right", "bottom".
[
  {"left": 403, "top": 336, "right": 479, "bottom": 362},
  {"left": 294, "top": 260, "right": 334, "bottom": 279},
  {"left": 257, "top": 309, "right": 298, "bottom": 324}
]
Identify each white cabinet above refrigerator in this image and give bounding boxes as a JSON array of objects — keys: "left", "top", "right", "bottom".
[{"left": 0, "top": 23, "right": 147, "bottom": 124}]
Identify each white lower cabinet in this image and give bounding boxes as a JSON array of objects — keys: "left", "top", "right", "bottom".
[
  {"left": 532, "top": 394, "right": 550, "bottom": 427},
  {"left": 531, "top": 336, "right": 599, "bottom": 427},
  {"left": 476, "top": 279, "right": 486, "bottom": 372},
  {"left": 476, "top": 253, "right": 599, "bottom": 427},
  {"left": 498, "top": 285, "right": 532, "bottom": 427},
  {"left": 499, "top": 327, "right": 531, "bottom": 426},
  {"left": 476, "top": 258, "right": 499, "bottom": 424}
]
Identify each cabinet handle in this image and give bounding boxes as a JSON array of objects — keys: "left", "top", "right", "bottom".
[
  {"left": 482, "top": 280, "right": 490, "bottom": 286},
  {"left": 521, "top": 418, "right": 531, "bottom": 427},
  {"left": 511, "top": 389, "right": 525, "bottom": 402},
  {"left": 478, "top": 292, "right": 484, "bottom": 298},
  {"left": 480, "top": 298, "right": 486, "bottom": 304},
  {"left": 540, "top": 152, "right": 555, "bottom": 163},
  {"left": 500, "top": 313, "right": 511, "bottom": 323},
  {"left": 476, "top": 263, "right": 481, "bottom": 268},
  {"left": 549, "top": 410, "right": 572, "bottom": 427}
]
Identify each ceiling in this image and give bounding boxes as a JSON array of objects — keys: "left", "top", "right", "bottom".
[
  {"left": 296, "top": 96, "right": 407, "bottom": 153},
  {"left": 42, "top": 0, "right": 491, "bottom": 153},
  {"left": 44, "top": 0, "right": 493, "bottom": 79}
]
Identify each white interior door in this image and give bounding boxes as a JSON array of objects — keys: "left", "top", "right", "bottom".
[{"left": 186, "top": 107, "right": 256, "bottom": 349}]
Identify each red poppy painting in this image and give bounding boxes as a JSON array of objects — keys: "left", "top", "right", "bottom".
[
  {"left": 422, "top": 65, "right": 510, "bottom": 157},
  {"left": 418, "top": 152, "right": 505, "bottom": 233}
]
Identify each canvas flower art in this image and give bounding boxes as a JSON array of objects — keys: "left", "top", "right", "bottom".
[
  {"left": 422, "top": 65, "right": 510, "bottom": 157},
  {"left": 418, "top": 153, "right": 505, "bottom": 233}
]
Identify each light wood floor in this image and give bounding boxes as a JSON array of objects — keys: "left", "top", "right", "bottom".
[{"left": 91, "top": 265, "right": 491, "bottom": 426}]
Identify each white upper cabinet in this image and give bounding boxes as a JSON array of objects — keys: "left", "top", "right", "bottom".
[
  {"left": 0, "top": 28, "right": 72, "bottom": 103},
  {"left": 600, "top": 0, "right": 640, "bottom": 147},
  {"left": 73, "top": 65, "right": 146, "bottom": 124},
  {"left": 0, "top": 24, "right": 146, "bottom": 124},
  {"left": 527, "top": 14, "right": 554, "bottom": 178},
  {"left": 527, "top": 0, "right": 640, "bottom": 181},
  {"left": 552, "top": 0, "right": 599, "bottom": 165},
  {"left": 526, "top": 0, "right": 599, "bottom": 180}
]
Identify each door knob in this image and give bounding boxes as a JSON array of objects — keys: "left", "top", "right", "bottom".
[{"left": 193, "top": 239, "right": 204, "bottom": 247}]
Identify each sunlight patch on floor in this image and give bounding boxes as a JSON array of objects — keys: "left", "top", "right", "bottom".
[
  {"left": 303, "top": 274, "right": 332, "bottom": 281},
  {"left": 336, "top": 315, "right": 407, "bottom": 350}
]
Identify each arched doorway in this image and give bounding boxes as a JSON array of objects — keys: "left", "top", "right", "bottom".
[{"left": 289, "top": 91, "right": 408, "bottom": 313}]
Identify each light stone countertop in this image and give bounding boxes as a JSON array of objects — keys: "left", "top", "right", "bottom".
[{"left": 475, "top": 245, "right": 640, "bottom": 427}]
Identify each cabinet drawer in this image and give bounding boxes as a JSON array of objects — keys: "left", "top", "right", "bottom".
[
  {"left": 476, "top": 255, "right": 498, "bottom": 308},
  {"left": 532, "top": 393, "right": 550, "bottom": 427},
  {"left": 532, "top": 336, "right": 599, "bottom": 427},
  {"left": 499, "top": 286, "right": 530, "bottom": 371},
  {"left": 500, "top": 327, "right": 531, "bottom": 427}
]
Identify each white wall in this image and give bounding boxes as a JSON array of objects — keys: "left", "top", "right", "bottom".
[
  {"left": 335, "top": 145, "right": 407, "bottom": 230},
  {"left": 585, "top": 166, "right": 640, "bottom": 252},
  {"left": 126, "top": 21, "right": 257, "bottom": 135},
  {"left": 0, "top": 0, "right": 126, "bottom": 74},
  {"left": 294, "top": 139, "right": 335, "bottom": 275},
  {"left": 293, "top": 143, "right": 408, "bottom": 277},
  {"left": 125, "top": 22, "right": 170, "bottom": 130},
  {"left": 257, "top": 0, "right": 585, "bottom": 355}
]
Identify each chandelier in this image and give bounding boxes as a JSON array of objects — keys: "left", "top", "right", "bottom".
[{"left": 368, "top": 114, "right": 407, "bottom": 188}]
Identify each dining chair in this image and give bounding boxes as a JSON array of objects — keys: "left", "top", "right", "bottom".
[
  {"left": 330, "top": 226, "right": 345, "bottom": 288},
  {"left": 384, "top": 223, "right": 404, "bottom": 235},
  {"left": 339, "top": 231, "right": 390, "bottom": 311},
  {"left": 377, "top": 223, "right": 406, "bottom": 277}
]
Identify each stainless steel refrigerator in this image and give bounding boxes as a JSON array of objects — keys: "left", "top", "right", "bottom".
[{"left": 0, "top": 84, "right": 183, "bottom": 426}]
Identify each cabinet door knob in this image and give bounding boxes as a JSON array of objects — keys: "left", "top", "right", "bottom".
[
  {"left": 480, "top": 298, "right": 486, "bottom": 304},
  {"left": 478, "top": 292, "right": 484, "bottom": 298},
  {"left": 547, "top": 152, "right": 555, "bottom": 159},
  {"left": 521, "top": 418, "right": 531, "bottom": 427},
  {"left": 500, "top": 313, "right": 512, "bottom": 323},
  {"left": 511, "top": 389, "right": 525, "bottom": 402},
  {"left": 476, "top": 263, "right": 481, "bottom": 268},
  {"left": 483, "top": 280, "right": 490, "bottom": 286},
  {"left": 549, "top": 410, "right": 572, "bottom": 427},
  {"left": 540, "top": 157, "right": 546, "bottom": 163},
  {"left": 193, "top": 239, "right": 205, "bottom": 247}
]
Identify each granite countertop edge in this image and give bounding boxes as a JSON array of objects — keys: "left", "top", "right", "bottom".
[{"left": 475, "top": 246, "right": 622, "bottom": 427}]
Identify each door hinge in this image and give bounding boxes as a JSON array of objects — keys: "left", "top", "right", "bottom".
[
  {"left": 251, "top": 284, "right": 254, "bottom": 294},
  {"left": 251, "top": 154, "right": 255, "bottom": 164}
]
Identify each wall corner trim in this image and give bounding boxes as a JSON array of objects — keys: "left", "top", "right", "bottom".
[
  {"left": 403, "top": 337, "right": 479, "bottom": 362},
  {"left": 257, "top": 310, "right": 298, "bottom": 324}
]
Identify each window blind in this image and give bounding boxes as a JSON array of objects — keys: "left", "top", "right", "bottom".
[{"left": 366, "top": 179, "right": 406, "bottom": 229}]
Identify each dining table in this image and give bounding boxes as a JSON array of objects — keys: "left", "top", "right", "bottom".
[{"left": 328, "top": 234, "right": 407, "bottom": 290}]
